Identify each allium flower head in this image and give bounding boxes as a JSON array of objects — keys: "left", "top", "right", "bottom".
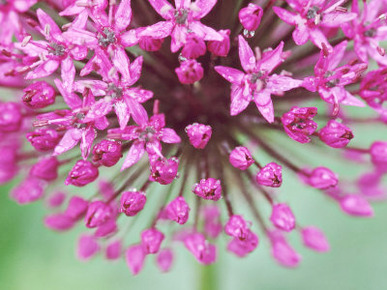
[{"left": 0, "top": 0, "right": 386, "bottom": 276}]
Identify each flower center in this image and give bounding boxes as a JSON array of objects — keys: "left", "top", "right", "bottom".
[
  {"left": 175, "top": 9, "right": 189, "bottom": 24},
  {"left": 364, "top": 28, "right": 376, "bottom": 37},
  {"left": 99, "top": 28, "right": 116, "bottom": 47},
  {"left": 49, "top": 43, "right": 66, "bottom": 56},
  {"left": 306, "top": 6, "right": 320, "bottom": 20}
]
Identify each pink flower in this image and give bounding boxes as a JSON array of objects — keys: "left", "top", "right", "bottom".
[
  {"left": 207, "top": 29, "right": 231, "bottom": 57},
  {"left": 22, "top": 81, "right": 56, "bottom": 109},
  {"left": 183, "top": 232, "right": 217, "bottom": 265},
  {"left": 270, "top": 203, "right": 296, "bottom": 232},
  {"left": 29, "top": 156, "right": 59, "bottom": 181},
  {"left": 319, "top": 120, "right": 353, "bottom": 148},
  {"left": 224, "top": 215, "right": 250, "bottom": 240},
  {"left": 0, "top": 102, "right": 23, "bottom": 133},
  {"left": 256, "top": 162, "right": 282, "bottom": 187},
  {"left": 84, "top": 201, "right": 115, "bottom": 228},
  {"left": 193, "top": 178, "right": 222, "bottom": 201},
  {"left": 185, "top": 123, "right": 212, "bottom": 149},
  {"left": 301, "top": 226, "right": 330, "bottom": 252},
  {"left": 149, "top": 157, "right": 179, "bottom": 185},
  {"left": 227, "top": 229, "right": 259, "bottom": 257},
  {"left": 282, "top": 106, "right": 318, "bottom": 144},
  {"left": 125, "top": 244, "right": 146, "bottom": 275},
  {"left": 238, "top": 4, "right": 263, "bottom": 32},
  {"left": 156, "top": 248, "right": 173, "bottom": 272},
  {"left": 340, "top": 195, "right": 374, "bottom": 217},
  {"left": 370, "top": 141, "right": 387, "bottom": 169},
  {"left": 165, "top": 196, "right": 190, "bottom": 224},
  {"left": 92, "top": 140, "right": 123, "bottom": 167},
  {"left": 175, "top": 59, "right": 204, "bottom": 84},
  {"left": 304, "top": 166, "right": 338, "bottom": 190},
  {"left": 77, "top": 234, "right": 100, "bottom": 260},
  {"left": 105, "top": 240, "right": 122, "bottom": 260},
  {"left": 119, "top": 191, "right": 147, "bottom": 216},
  {"left": 141, "top": 228, "right": 165, "bottom": 254},
  {"left": 65, "top": 160, "right": 99, "bottom": 187},
  {"left": 269, "top": 230, "right": 301, "bottom": 268},
  {"left": 229, "top": 146, "right": 254, "bottom": 170}
]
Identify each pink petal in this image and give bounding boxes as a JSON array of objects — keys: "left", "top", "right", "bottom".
[
  {"left": 230, "top": 85, "right": 251, "bottom": 116},
  {"left": 309, "top": 28, "right": 330, "bottom": 50},
  {"left": 121, "top": 29, "right": 139, "bottom": 46},
  {"left": 272, "top": 7, "right": 297, "bottom": 25},
  {"left": 327, "top": 41, "right": 347, "bottom": 71},
  {"left": 36, "top": 8, "right": 63, "bottom": 42},
  {"left": 54, "top": 79, "right": 82, "bottom": 110},
  {"left": 114, "top": 99, "right": 130, "bottom": 130},
  {"left": 80, "top": 127, "right": 96, "bottom": 160},
  {"left": 112, "top": 47, "right": 131, "bottom": 81},
  {"left": 26, "top": 60, "right": 59, "bottom": 79},
  {"left": 258, "top": 41, "right": 285, "bottom": 74},
  {"left": 320, "top": 12, "right": 356, "bottom": 27},
  {"left": 53, "top": 128, "right": 82, "bottom": 156},
  {"left": 160, "top": 128, "right": 181, "bottom": 143},
  {"left": 238, "top": 35, "right": 256, "bottom": 72},
  {"left": 214, "top": 66, "right": 245, "bottom": 84},
  {"left": 254, "top": 90, "right": 274, "bottom": 123},
  {"left": 293, "top": 25, "right": 309, "bottom": 46},
  {"left": 148, "top": 0, "right": 174, "bottom": 19},
  {"left": 171, "top": 25, "right": 187, "bottom": 53},
  {"left": 121, "top": 141, "right": 145, "bottom": 170},
  {"left": 114, "top": 0, "right": 132, "bottom": 31},
  {"left": 189, "top": 22, "right": 223, "bottom": 41},
  {"left": 267, "top": 75, "right": 302, "bottom": 92},
  {"left": 192, "top": 0, "right": 217, "bottom": 18},
  {"left": 138, "top": 21, "right": 174, "bottom": 39},
  {"left": 84, "top": 98, "right": 113, "bottom": 122},
  {"left": 125, "top": 97, "right": 149, "bottom": 126}
]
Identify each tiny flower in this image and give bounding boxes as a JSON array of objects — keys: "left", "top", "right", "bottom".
[
  {"left": 92, "top": 140, "right": 122, "bottom": 167},
  {"left": 301, "top": 226, "right": 330, "bottom": 252},
  {"left": 181, "top": 35, "right": 206, "bottom": 59},
  {"left": 65, "top": 160, "right": 99, "bottom": 187},
  {"left": 149, "top": 157, "right": 179, "bottom": 185},
  {"left": 227, "top": 229, "right": 259, "bottom": 257},
  {"left": 269, "top": 230, "right": 301, "bottom": 268},
  {"left": 193, "top": 178, "right": 222, "bottom": 201},
  {"left": 175, "top": 59, "right": 204, "bottom": 84},
  {"left": 256, "top": 162, "right": 282, "bottom": 187},
  {"left": 29, "top": 156, "right": 60, "bottom": 181},
  {"left": 0, "top": 102, "right": 23, "bottom": 133},
  {"left": 339, "top": 195, "right": 374, "bottom": 217},
  {"left": 305, "top": 167, "right": 338, "bottom": 190},
  {"left": 11, "top": 177, "right": 45, "bottom": 204},
  {"left": 185, "top": 123, "right": 212, "bottom": 149},
  {"left": 44, "top": 213, "right": 74, "bottom": 231},
  {"left": 156, "top": 248, "right": 173, "bottom": 272},
  {"left": 65, "top": 196, "right": 89, "bottom": 220},
  {"left": 26, "top": 128, "right": 61, "bottom": 152},
  {"left": 84, "top": 201, "right": 114, "bottom": 228},
  {"left": 46, "top": 192, "right": 66, "bottom": 208},
  {"left": 138, "top": 36, "right": 164, "bottom": 51},
  {"left": 282, "top": 106, "right": 318, "bottom": 144},
  {"left": 22, "top": 81, "right": 56, "bottom": 109},
  {"left": 120, "top": 191, "right": 147, "bottom": 216},
  {"left": 125, "top": 244, "right": 146, "bottom": 275},
  {"left": 77, "top": 234, "right": 100, "bottom": 260},
  {"left": 207, "top": 29, "right": 231, "bottom": 57},
  {"left": 165, "top": 196, "right": 190, "bottom": 224},
  {"left": 141, "top": 228, "right": 165, "bottom": 254},
  {"left": 229, "top": 146, "right": 254, "bottom": 170},
  {"left": 202, "top": 205, "right": 222, "bottom": 238},
  {"left": 224, "top": 215, "right": 250, "bottom": 240},
  {"left": 183, "top": 232, "right": 217, "bottom": 265},
  {"left": 106, "top": 240, "right": 122, "bottom": 260},
  {"left": 370, "top": 141, "right": 387, "bottom": 168},
  {"left": 95, "top": 220, "right": 118, "bottom": 238},
  {"left": 239, "top": 4, "right": 263, "bottom": 32},
  {"left": 319, "top": 120, "right": 354, "bottom": 148},
  {"left": 270, "top": 203, "right": 296, "bottom": 232}
]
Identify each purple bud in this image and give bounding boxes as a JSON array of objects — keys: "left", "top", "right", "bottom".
[
  {"left": 0, "top": 102, "right": 23, "bottom": 133},
  {"left": 319, "top": 120, "right": 353, "bottom": 148},
  {"left": 65, "top": 196, "right": 88, "bottom": 220},
  {"left": 141, "top": 228, "right": 165, "bottom": 254},
  {"left": 184, "top": 232, "right": 217, "bottom": 265},
  {"left": 26, "top": 128, "right": 61, "bottom": 152},
  {"left": 22, "top": 81, "right": 56, "bottom": 109},
  {"left": 202, "top": 205, "right": 222, "bottom": 238},
  {"left": 105, "top": 240, "right": 122, "bottom": 260},
  {"left": 175, "top": 59, "right": 203, "bottom": 84},
  {"left": 370, "top": 141, "right": 387, "bottom": 168},
  {"left": 149, "top": 157, "right": 179, "bottom": 185},
  {"left": 193, "top": 178, "right": 222, "bottom": 201},
  {"left": 282, "top": 106, "right": 318, "bottom": 144},
  {"left": 156, "top": 248, "right": 173, "bottom": 272},
  {"left": 227, "top": 229, "right": 259, "bottom": 257},
  {"left": 92, "top": 139, "right": 122, "bottom": 167},
  {"left": 207, "top": 29, "right": 231, "bottom": 57},
  {"left": 340, "top": 195, "right": 374, "bottom": 217},
  {"left": 30, "top": 156, "right": 59, "bottom": 181},
  {"left": 11, "top": 177, "right": 45, "bottom": 204},
  {"left": 224, "top": 215, "right": 250, "bottom": 240},
  {"left": 84, "top": 201, "right": 114, "bottom": 228},
  {"left": 181, "top": 35, "right": 206, "bottom": 59},
  {"left": 256, "top": 162, "right": 282, "bottom": 187},
  {"left": 239, "top": 4, "right": 263, "bottom": 31},
  {"left": 185, "top": 123, "right": 212, "bottom": 149},
  {"left": 65, "top": 160, "right": 99, "bottom": 187},
  {"left": 44, "top": 213, "right": 74, "bottom": 231},
  {"left": 0, "top": 146, "right": 19, "bottom": 184},
  {"left": 270, "top": 203, "right": 296, "bottom": 232},
  {"left": 269, "top": 230, "right": 301, "bottom": 268},
  {"left": 77, "top": 234, "right": 100, "bottom": 260},
  {"left": 120, "top": 191, "right": 147, "bottom": 216},
  {"left": 46, "top": 191, "right": 66, "bottom": 208},
  {"left": 306, "top": 167, "right": 338, "bottom": 189},
  {"left": 301, "top": 226, "right": 330, "bottom": 252},
  {"left": 125, "top": 244, "right": 146, "bottom": 275},
  {"left": 229, "top": 146, "right": 254, "bottom": 170},
  {"left": 166, "top": 196, "right": 190, "bottom": 224},
  {"left": 139, "top": 36, "right": 164, "bottom": 51}
]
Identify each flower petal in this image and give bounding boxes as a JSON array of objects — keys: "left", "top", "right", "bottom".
[{"left": 121, "top": 141, "right": 145, "bottom": 170}]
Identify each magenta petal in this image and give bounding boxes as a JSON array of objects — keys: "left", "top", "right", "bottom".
[
  {"left": 125, "top": 244, "right": 146, "bottom": 275},
  {"left": 84, "top": 99, "right": 112, "bottom": 122},
  {"left": 214, "top": 66, "right": 245, "bottom": 84},
  {"left": 114, "top": 0, "right": 132, "bottom": 31},
  {"left": 230, "top": 85, "right": 251, "bottom": 116},
  {"left": 121, "top": 141, "right": 145, "bottom": 170},
  {"left": 80, "top": 127, "right": 96, "bottom": 160},
  {"left": 320, "top": 12, "right": 357, "bottom": 27},
  {"left": 26, "top": 60, "right": 60, "bottom": 80},
  {"left": 112, "top": 47, "right": 131, "bottom": 81},
  {"left": 53, "top": 128, "right": 82, "bottom": 156},
  {"left": 293, "top": 25, "right": 309, "bottom": 46},
  {"left": 138, "top": 21, "right": 173, "bottom": 39},
  {"left": 259, "top": 41, "right": 285, "bottom": 74},
  {"left": 272, "top": 6, "right": 297, "bottom": 25},
  {"left": 114, "top": 99, "right": 130, "bottom": 130},
  {"left": 254, "top": 90, "right": 274, "bottom": 123},
  {"left": 194, "top": 0, "right": 217, "bottom": 18},
  {"left": 267, "top": 75, "right": 302, "bottom": 92},
  {"left": 36, "top": 8, "right": 63, "bottom": 42},
  {"left": 54, "top": 79, "right": 82, "bottom": 110},
  {"left": 148, "top": 0, "right": 174, "bottom": 19},
  {"left": 238, "top": 35, "right": 256, "bottom": 72},
  {"left": 160, "top": 128, "right": 181, "bottom": 143},
  {"left": 121, "top": 29, "right": 139, "bottom": 47},
  {"left": 125, "top": 97, "right": 149, "bottom": 126}
]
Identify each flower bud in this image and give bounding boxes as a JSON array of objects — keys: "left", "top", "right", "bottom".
[
  {"left": 282, "top": 106, "right": 318, "bottom": 144},
  {"left": 156, "top": 248, "right": 173, "bottom": 272},
  {"left": 339, "top": 195, "right": 374, "bottom": 217},
  {"left": 65, "top": 196, "right": 88, "bottom": 220},
  {"left": 106, "top": 240, "right": 122, "bottom": 260},
  {"left": 0, "top": 146, "right": 19, "bottom": 184},
  {"left": 202, "top": 205, "right": 222, "bottom": 238},
  {"left": 269, "top": 230, "right": 301, "bottom": 268},
  {"left": 46, "top": 191, "right": 66, "bottom": 208},
  {"left": 77, "top": 234, "right": 100, "bottom": 260},
  {"left": 22, "top": 81, "right": 56, "bottom": 109},
  {"left": 239, "top": 4, "right": 263, "bottom": 31},
  {"left": 95, "top": 219, "right": 117, "bottom": 237},
  {"left": 319, "top": 120, "right": 353, "bottom": 148},
  {"left": 227, "top": 229, "right": 259, "bottom": 257},
  {"left": 139, "top": 36, "right": 164, "bottom": 51},
  {"left": 141, "top": 228, "right": 165, "bottom": 254},
  {"left": 185, "top": 123, "right": 212, "bottom": 149},
  {"left": 229, "top": 146, "right": 254, "bottom": 170},
  {"left": 193, "top": 178, "right": 222, "bottom": 201},
  {"left": 306, "top": 167, "right": 338, "bottom": 189},
  {"left": 301, "top": 226, "right": 330, "bottom": 252},
  {"left": 256, "top": 162, "right": 282, "bottom": 187},
  {"left": 149, "top": 157, "right": 179, "bottom": 185},
  {"left": 181, "top": 35, "right": 206, "bottom": 59},
  {"left": 30, "top": 156, "right": 59, "bottom": 181},
  {"left": 208, "top": 29, "right": 231, "bottom": 57},
  {"left": 270, "top": 203, "right": 296, "bottom": 232},
  {"left": 120, "top": 191, "right": 147, "bottom": 216},
  {"left": 175, "top": 59, "right": 203, "bottom": 84},
  {"left": 92, "top": 139, "right": 122, "bottom": 167},
  {"left": 26, "top": 128, "right": 61, "bottom": 152},
  {"left": 125, "top": 244, "right": 146, "bottom": 275},
  {"left": 184, "top": 232, "right": 217, "bottom": 265},
  {"left": 44, "top": 213, "right": 74, "bottom": 231},
  {"left": 370, "top": 141, "right": 387, "bottom": 168},
  {"left": 11, "top": 177, "right": 45, "bottom": 204},
  {"left": 165, "top": 196, "right": 190, "bottom": 224},
  {"left": 65, "top": 160, "right": 99, "bottom": 187},
  {"left": 224, "top": 215, "right": 250, "bottom": 240},
  {"left": 84, "top": 201, "right": 114, "bottom": 228},
  {"left": 0, "top": 102, "right": 23, "bottom": 133}
]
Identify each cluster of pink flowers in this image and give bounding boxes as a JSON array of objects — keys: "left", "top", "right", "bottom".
[{"left": 0, "top": 0, "right": 386, "bottom": 275}]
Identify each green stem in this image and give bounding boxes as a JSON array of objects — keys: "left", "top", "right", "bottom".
[{"left": 199, "top": 263, "right": 218, "bottom": 290}]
